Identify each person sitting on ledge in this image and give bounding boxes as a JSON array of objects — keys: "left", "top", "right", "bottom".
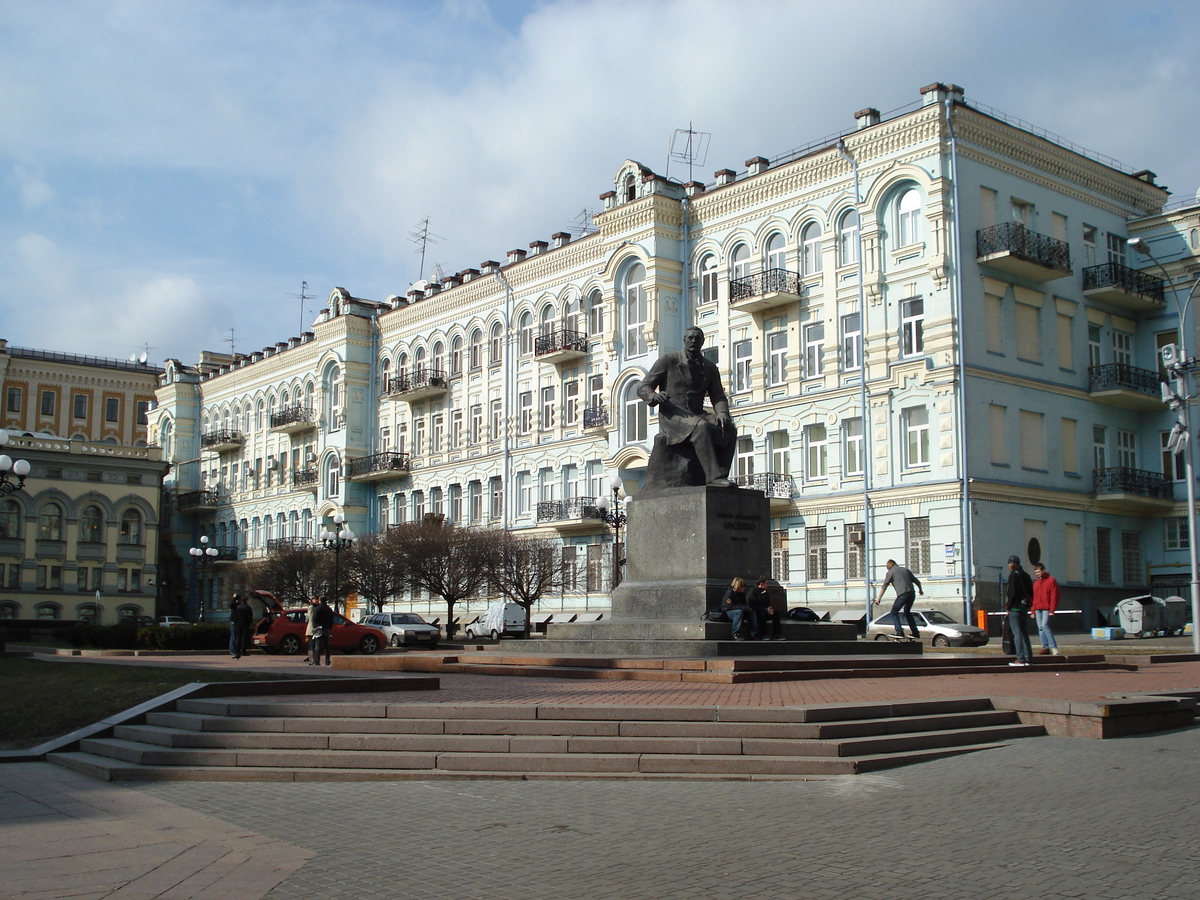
[{"left": 722, "top": 577, "right": 759, "bottom": 641}]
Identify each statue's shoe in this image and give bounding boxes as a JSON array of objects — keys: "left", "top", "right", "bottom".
[{"left": 707, "top": 477, "right": 736, "bottom": 488}]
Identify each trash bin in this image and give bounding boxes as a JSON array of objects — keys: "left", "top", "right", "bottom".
[
  {"left": 1162, "top": 596, "right": 1189, "bottom": 635},
  {"left": 1115, "top": 595, "right": 1163, "bottom": 637}
]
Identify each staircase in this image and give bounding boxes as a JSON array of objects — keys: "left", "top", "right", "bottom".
[{"left": 49, "top": 697, "right": 1045, "bottom": 782}]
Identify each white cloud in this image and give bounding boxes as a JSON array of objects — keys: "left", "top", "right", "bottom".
[{"left": 14, "top": 166, "right": 55, "bottom": 211}]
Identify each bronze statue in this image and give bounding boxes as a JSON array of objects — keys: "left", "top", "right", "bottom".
[{"left": 638, "top": 326, "right": 737, "bottom": 490}]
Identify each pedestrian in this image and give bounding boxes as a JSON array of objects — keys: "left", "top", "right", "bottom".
[
  {"left": 873, "top": 559, "right": 923, "bottom": 640},
  {"left": 721, "top": 577, "right": 759, "bottom": 640},
  {"left": 227, "top": 595, "right": 242, "bottom": 658},
  {"left": 304, "top": 596, "right": 317, "bottom": 664},
  {"left": 310, "top": 595, "right": 334, "bottom": 666},
  {"left": 1005, "top": 555, "right": 1035, "bottom": 666},
  {"left": 748, "top": 575, "right": 784, "bottom": 641},
  {"left": 1032, "top": 563, "right": 1061, "bottom": 656},
  {"left": 231, "top": 592, "right": 255, "bottom": 659}
]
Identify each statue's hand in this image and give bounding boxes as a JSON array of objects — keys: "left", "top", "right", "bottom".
[
  {"left": 715, "top": 411, "right": 733, "bottom": 429},
  {"left": 649, "top": 391, "right": 671, "bottom": 407}
]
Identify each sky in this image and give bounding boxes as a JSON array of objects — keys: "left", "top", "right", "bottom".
[{"left": 3, "top": 0, "right": 1199, "bottom": 365}]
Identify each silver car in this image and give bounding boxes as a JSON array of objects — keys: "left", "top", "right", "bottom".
[
  {"left": 362, "top": 612, "right": 441, "bottom": 648},
  {"left": 867, "top": 609, "right": 989, "bottom": 647}
]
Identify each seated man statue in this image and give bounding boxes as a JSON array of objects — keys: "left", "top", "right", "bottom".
[{"left": 637, "top": 325, "right": 738, "bottom": 490}]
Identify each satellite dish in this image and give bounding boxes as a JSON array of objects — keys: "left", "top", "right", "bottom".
[
  {"left": 129, "top": 354, "right": 137, "bottom": 362},
  {"left": 138, "top": 352, "right": 148, "bottom": 364}
]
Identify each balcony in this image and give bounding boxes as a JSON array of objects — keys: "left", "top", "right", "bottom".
[
  {"left": 976, "top": 222, "right": 1071, "bottom": 282},
  {"left": 269, "top": 405, "right": 317, "bottom": 434},
  {"left": 292, "top": 469, "right": 319, "bottom": 491},
  {"left": 200, "top": 429, "right": 245, "bottom": 452},
  {"left": 582, "top": 405, "right": 609, "bottom": 430},
  {"left": 1092, "top": 467, "right": 1174, "bottom": 510},
  {"left": 176, "top": 489, "right": 221, "bottom": 513},
  {"left": 1083, "top": 262, "right": 1166, "bottom": 313},
  {"left": 384, "top": 368, "right": 448, "bottom": 402},
  {"left": 212, "top": 545, "right": 240, "bottom": 563},
  {"left": 266, "top": 538, "right": 316, "bottom": 553},
  {"left": 537, "top": 497, "right": 605, "bottom": 533},
  {"left": 535, "top": 329, "right": 589, "bottom": 365},
  {"left": 348, "top": 451, "right": 412, "bottom": 482},
  {"left": 1088, "top": 364, "right": 1164, "bottom": 410},
  {"left": 733, "top": 472, "right": 795, "bottom": 509},
  {"left": 729, "top": 268, "right": 805, "bottom": 313}
]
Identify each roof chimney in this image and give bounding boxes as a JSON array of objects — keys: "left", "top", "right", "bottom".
[
  {"left": 506, "top": 248, "right": 527, "bottom": 264},
  {"left": 745, "top": 157, "right": 769, "bottom": 176},
  {"left": 552, "top": 232, "right": 571, "bottom": 249},
  {"left": 480, "top": 260, "right": 500, "bottom": 274},
  {"left": 920, "top": 82, "right": 964, "bottom": 106},
  {"left": 528, "top": 240, "right": 548, "bottom": 255},
  {"left": 714, "top": 168, "right": 737, "bottom": 186},
  {"left": 854, "top": 107, "right": 880, "bottom": 130}
]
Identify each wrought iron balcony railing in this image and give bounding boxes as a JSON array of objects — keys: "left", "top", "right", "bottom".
[
  {"left": 266, "top": 538, "right": 316, "bottom": 553},
  {"left": 212, "top": 545, "right": 240, "bottom": 561},
  {"left": 582, "top": 405, "right": 609, "bottom": 428},
  {"left": 733, "top": 471, "right": 796, "bottom": 499},
  {"left": 349, "top": 451, "right": 411, "bottom": 478},
  {"left": 200, "top": 429, "right": 244, "bottom": 449},
  {"left": 176, "top": 489, "right": 221, "bottom": 510},
  {"left": 269, "top": 405, "right": 315, "bottom": 428},
  {"left": 976, "top": 222, "right": 1071, "bottom": 271},
  {"left": 385, "top": 368, "right": 447, "bottom": 396},
  {"left": 729, "top": 268, "right": 804, "bottom": 303},
  {"left": 537, "top": 497, "right": 602, "bottom": 523},
  {"left": 1092, "top": 467, "right": 1173, "bottom": 500},
  {"left": 1083, "top": 262, "right": 1165, "bottom": 303},
  {"left": 293, "top": 469, "right": 319, "bottom": 488},
  {"left": 1089, "top": 363, "right": 1161, "bottom": 396},
  {"left": 535, "top": 329, "right": 588, "bottom": 357}
]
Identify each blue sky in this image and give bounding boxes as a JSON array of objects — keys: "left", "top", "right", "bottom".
[{"left": 2, "top": 0, "right": 1199, "bottom": 364}]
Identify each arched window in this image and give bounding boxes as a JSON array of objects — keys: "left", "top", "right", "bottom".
[
  {"left": 450, "top": 335, "right": 463, "bottom": 375},
  {"left": 587, "top": 289, "right": 604, "bottom": 335},
  {"left": 1, "top": 602, "right": 21, "bottom": 619},
  {"left": 490, "top": 322, "right": 504, "bottom": 366},
  {"left": 415, "top": 347, "right": 426, "bottom": 377},
  {"left": 241, "top": 404, "right": 251, "bottom": 434},
  {"left": 519, "top": 312, "right": 534, "bottom": 355},
  {"left": 35, "top": 603, "right": 61, "bottom": 621},
  {"left": 0, "top": 499, "right": 19, "bottom": 539},
  {"left": 223, "top": 407, "right": 232, "bottom": 432},
  {"left": 397, "top": 353, "right": 408, "bottom": 380},
  {"left": 117, "top": 605, "right": 142, "bottom": 623},
  {"left": 801, "top": 222, "right": 823, "bottom": 275},
  {"left": 119, "top": 509, "right": 142, "bottom": 545},
  {"left": 622, "top": 380, "right": 648, "bottom": 443},
  {"left": 624, "top": 263, "right": 648, "bottom": 357},
  {"left": 838, "top": 209, "right": 860, "bottom": 267},
  {"left": 699, "top": 255, "right": 718, "bottom": 305},
  {"left": 731, "top": 243, "right": 751, "bottom": 281},
  {"left": 304, "top": 382, "right": 315, "bottom": 412},
  {"left": 540, "top": 304, "right": 555, "bottom": 338},
  {"left": 266, "top": 394, "right": 276, "bottom": 425},
  {"left": 326, "top": 455, "right": 340, "bottom": 498},
  {"left": 324, "top": 365, "right": 342, "bottom": 429},
  {"left": 765, "top": 232, "right": 787, "bottom": 271},
  {"left": 624, "top": 173, "right": 637, "bottom": 203},
  {"left": 380, "top": 358, "right": 391, "bottom": 391},
  {"left": 432, "top": 341, "right": 445, "bottom": 374},
  {"left": 255, "top": 400, "right": 265, "bottom": 432},
  {"left": 38, "top": 502, "right": 63, "bottom": 541},
  {"left": 470, "top": 329, "right": 483, "bottom": 370},
  {"left": 897, "top": 188, "right": 922, "bottom": 247},
  {"left": 159, "top": 417, "right": 173, "bottom": 457},
  {"left": 76, "top": 603, "right": 100, "bottom": 625},
  {"left": 80, "top": 505, "right": 103, "bottom": 543},
  {"left": 564, "top": 296, "right": 582, "bottom": 335}
]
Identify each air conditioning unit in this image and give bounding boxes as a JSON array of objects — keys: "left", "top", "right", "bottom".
[
  {"left": 847, "top": 525, "right": 865, "bottom": 544},
  {"left": 306, "top": 451, "right": 317, "bottom": 464},
  {"left": 266, "top": 459, "right": 278, "bottom": 470}
]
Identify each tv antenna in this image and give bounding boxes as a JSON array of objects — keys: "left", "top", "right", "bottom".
[
  {"left": 226, "top": 328, "right": 238, "bottom": 358},
  {"left": 666, "top": 123, "right": 711, "bottom": 184},
  {"left": 408, "top": 217, "right": 443, "bottom": 282},
  {"left": 287, "top": 281, "right": 314, "bottom": 335},
  {"left": 569, "top": 208, "right": 599, "bottom": 237}
]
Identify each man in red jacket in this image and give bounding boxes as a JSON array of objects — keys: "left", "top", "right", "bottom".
[{"left": 1032, "top": 563, "right": 1060, "bottom": 656}]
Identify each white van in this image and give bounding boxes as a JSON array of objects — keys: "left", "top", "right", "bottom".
[{"left": 465, "top": 601, "right": 526, "bottom": 640}]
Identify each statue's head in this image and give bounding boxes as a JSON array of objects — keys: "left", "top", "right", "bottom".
[{"left": 684, "top": 326, "right": 705, "bottom": 353}]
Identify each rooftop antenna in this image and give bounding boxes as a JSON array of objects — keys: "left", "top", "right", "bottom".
[
  {"left": 287, "top": 281, "right": 313, "bottom": 335},
  {"left": 430, "top": 262, "right": 447, "bottom": 284},
  {"left": 226, "top": 328, "right": 237, "bottom": 358},
  {"left": 569, "top": 208, "right": 599, "bottom": 237},
  {"left": 408, "top": 217, "right": 443, "bottom": 282},
  {"left": 666, "top": 122, "right": 711, "bottom": 184}
]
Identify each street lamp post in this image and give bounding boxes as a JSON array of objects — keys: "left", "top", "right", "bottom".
[
  {"left": 189, "top": 535, "right": 219, "bottom": 622},
  {"left": 593, "top": 474, "right": 631, "bottom": 589},
  {"left": 0, "top": 430, "right": 32, "bottom": 495},
  {"left": 1129, "top": 237, "right": 1200, "bottom": 653},
  {"left": 320, "top": 513, "right": 355, "bottom": 613}
]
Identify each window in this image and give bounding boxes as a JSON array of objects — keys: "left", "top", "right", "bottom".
[
  {"left": 765, "top": 232, "right": 786, "bottom": 271},
  {"left": 624, "top": 263, "right": 648, "bottom": 356},
  {"left": 1097, "top": 527, "right": 1112, "bottom": 583},
  {"left": 119, "top": 567, "right": 142, "bottom": 593},
  {"left": 326, "top": 456, "right": 340, "bottom": 497},
  {"left": 897, "top": 189, "right": 921, "bottom": 247},
  {"left": 0, "top": 499, "right": 20, "bottom": 539},
  {"left": 900, "top": 297, "right": 924, "bottom": 357},
  {"left": 1062, "top": 418, "right": 1078, "bottom": 474},
  {"left": 432, "top": 341, "right": 445, "bottom": 375},
  {"left": 1088, "top": 324, "right": 1102, "bottom": 368},
  {"left": 769, "top": 430, "right": 790, "bottom": 475},
  {"left": 806, "top": 424, "right": 828, "bottom": 480},
  {"left": 1111, "top": 330, "right": 1132, "bottom": 367},
  {"left": 1093, "top": 425, "right": 1107, "bottom": 470},
  {"left": 806, "top": 527, "right": 827, "bottom": 580},
  {"left": 2, "top": 565, "right": 18, "bottom": 590},
  {"left": 469, "top": 404, "right": 482, "bottom": 444},
  {"left": 77, "top": 567, "right": 101, "bottom": 591},
  {"left": 491, "top": 399, "right": 502, "bottom": 442},
  {"left": 1121, "top": 530, "right": 1141, "bottom": 585},
  {"left": 589, "top": 375, "right": 605, "bottom": 415},
  {"left": 1107, "top": 232, "right": 1126, "bottom": 267},
  {"left": 1083, "top": 224, "right": 1098, "bottom": 266},
  {"left": 80, "top": 505, "right": 103, "bottom": 543},
  {"left": 37, "top": 567, "right": 63, "bottom": 591},
  {"left": 1162, "top": 431, "right": 1187, "bottom": 481},
  {"left": 430, "top": 486, "right": 444, "bottom": 517},
  {"left": 623, "top": 381, "right": 647, "bottom": 443},
  {"left": 803, "top": 322, "right": 825, "bottom": 378},
  {"left": 450, "top": 336, "right": 463, "bottom": 376},
  {"left": 516, "top": 471, "right": 531, "bottom": 516},
  {"left": 1019, "top": 410, "right": 1045, "bottom": 470},
  {"left": 541, "top": 386, "right": 555, "bottom": 430},
  {"left": 448, "top": 484, "right": 462, "bottom": 523},
  {"left": 767, "top": 321, "right": 788, "bottom": 386},
  {"left": 844, "top": 418, "right": 864, "bottom": 477},
  {"left": 904, "top": 406, "right": 930, "bottom": 468},
  {"left": 838, "top": 209, "right": 859, "bottom": 267},
  {"left": 564, "top": 379, "right": 579, "bottom": 426},
  {"left": 736, "top": 436, "right": 755, "bottom": 478},
  {"left": 846, "top": 523, "right": 865, "bottom": 579},
  {"left": 431, "top": 413, "right": 444, "bottom": 453},
  {"left": 841, "top": 313, "right": 861, "bottom": 371},
  {"left": 699, "top": 255, "right": 718, "bottom": 304},
  {"left": 771, "top": 530, "right": 790, "bottom": 583},
  {"left": 73, "top": 394, "right": 88, "bottom": 420},
  {"left": 38, "top": 502, "right": 63, "bottom": 541},
  {"left": 40, "top": 390, "right": 56, "bottom": 417},
  {"left": 518, "top": 391, "right": 533, "bottom": 435},
  {"left": 731, "top": 244, "right": 751, "bottom": 281},
  {"left": 801, "top": 222, "right": 823, "bottom": 275},
  {"left": 587, "top": 289, "right": 604, "bottom": 335},
  {"left": 733, "top": 340, "right": 752, "bottom": 393},
  {"left": 1116, "top": 429, "right": 1136, "bottom": 468},
  {"left": 1057, "top": 312, "right": 1074, "bottom": 369},
  {"left": 1166, "top": 517, "right": 1190, "bottom": 552},
  {"left": 490, "top": 322, "right": 504, "bottom": 366},
  {"left": 539, "top": 305, "right": 554, "bottom": 339},
  {"left": 519, "top": 312, "right": 534, "bottom": 356},
  {"left": 1014, "top": 302, "right": 1039, "bottom": 362},
  {"left": 413, "top": 490, "right": 425, "bottom": 520},
  {"left": 470, "top": 329, "right": 483, "bottom": 370},
  {"left": 6, "top": 387, "right": 20, "bottom": 413},
  {"left": 469, "top": 481, "right": 483, "bottom": 523},
  {"left": 986, "top": 291, "right": 1004, "bottom": 354},
  {"left": 564, "top": 296, "right": 583, "bottom": 335},
  {"left": 905, "top": 517, "right": 931, "bottom": 575}
]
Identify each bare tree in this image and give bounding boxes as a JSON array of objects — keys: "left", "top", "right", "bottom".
[
  {"left": 235, "top": 543, "right": 329, "bottom": 608},
  {"left": 344, "top": 530, "right": 406, "bottom": 615},
  {"left": 388, "top": 520, "right": 496, "bottom": 637},
  {"left": 486, "top": 532, "right": 566, "bottom": 635}
]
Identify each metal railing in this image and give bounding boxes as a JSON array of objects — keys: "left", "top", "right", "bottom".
[
  {"left": 733, "top": 471, "right": 796, "bottom": 499},
  {"left": 729, "top": 268, "right": 805, "bottom": 303},
  {"left": 384, "top": 367, "right": 447, "bottom": 395},
  {"left": 292, "top": 469, "right": 318, "bottom": 488},
  {"left": 176, "top": 489, "right": 221, "bottom": 510},
  {"left": 212, "top": 545, "right": 240, "bottom": 561},
  {"left": 200, "top": 429, "right": 244, "bottom": 448},
  {"left": 349, "top": 451, "right": 411, "bottom": 478},
  {"left": 1092, "top": 467, "right": 1173, "bottom": 500},
  {"left": 536, "top": 497, "right": 601, "bottom": 523},
  {"left": 1089, "top": 363, "right": 1161, "bottom": 396},
  {"left": 266, "top": 538, "right": 315, "bottom": 553},
  {"left": 582, "top": 405, "right": 609, "bottom": 428},
  {"left": 976, "top": 222, "right": 1070, "bottom": 271},
  {"left": 535, "top": 329, "right": 588, "bottom": 357},
  {"left": 269, "top": 405, "right": 315, "bottom": 428},
  {"left": 1082, "top": 262, "right": 1166, "bottom": 303}
]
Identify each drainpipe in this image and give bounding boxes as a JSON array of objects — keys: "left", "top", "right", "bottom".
[
  {"left": 836, "top": 139, "right": 873, "bottom": 623},
  {"left": 367, "top": 318, "right": 379, "bottom": 535},
  {"left": 494, "top": 271, "right": 514, "bottom": 532},
  {"left": 945, "top": 96, "right": 974, "bottom": 625}
]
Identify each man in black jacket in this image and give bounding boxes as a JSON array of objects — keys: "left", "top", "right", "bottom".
[
  {"left": 748, "top": 575, "right": 784, "bottom": 641},
  {"left": 1005, "top": 555, "right": 1035, "bottom": 666},
  {"left": 310, "top": 596, "right": 335, "bottom": 666}
]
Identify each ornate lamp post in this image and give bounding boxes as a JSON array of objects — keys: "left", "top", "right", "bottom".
[
  {"left": 189, "top": 535, "right": 219, "bottom": 622},
  {"left": 0, "top": 430, "right": 32, "bottom": 495},
  {"left": 320, "top": 513, "right": 355, "bottom": 612},
  {"left": 593, "top": 473, "right": 631, "bottom": 589}
]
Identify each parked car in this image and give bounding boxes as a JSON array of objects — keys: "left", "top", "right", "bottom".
[
  {"left": 866, "top": 609, "right": 989, "bottom": 647},
  {"left": 252, "top": 607, "right": 386, "bottom": 655},
  {"left": 127, "top": 615, "right": 157, "bottom": 627},
  {"left": 361, "top": 612, "right": 441, "bottom": 648},
  {"left": 464, "top": 601, "right": 526, "bottom": 640},
  {"left": 157, "top": 616, "right": 191, "bottom": 627}
]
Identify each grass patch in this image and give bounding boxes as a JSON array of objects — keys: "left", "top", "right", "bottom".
[{"left": 0, "top": 656, "right": 297, "bottom": 751}]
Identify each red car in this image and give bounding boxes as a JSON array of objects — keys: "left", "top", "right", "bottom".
[{"left": 249, "top": 592, "right": 385, "bottom": 655}]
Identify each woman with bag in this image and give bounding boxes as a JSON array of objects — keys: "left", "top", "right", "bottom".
[{"left": 722, "top": 577, "right": 759, "bottom": 641}]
